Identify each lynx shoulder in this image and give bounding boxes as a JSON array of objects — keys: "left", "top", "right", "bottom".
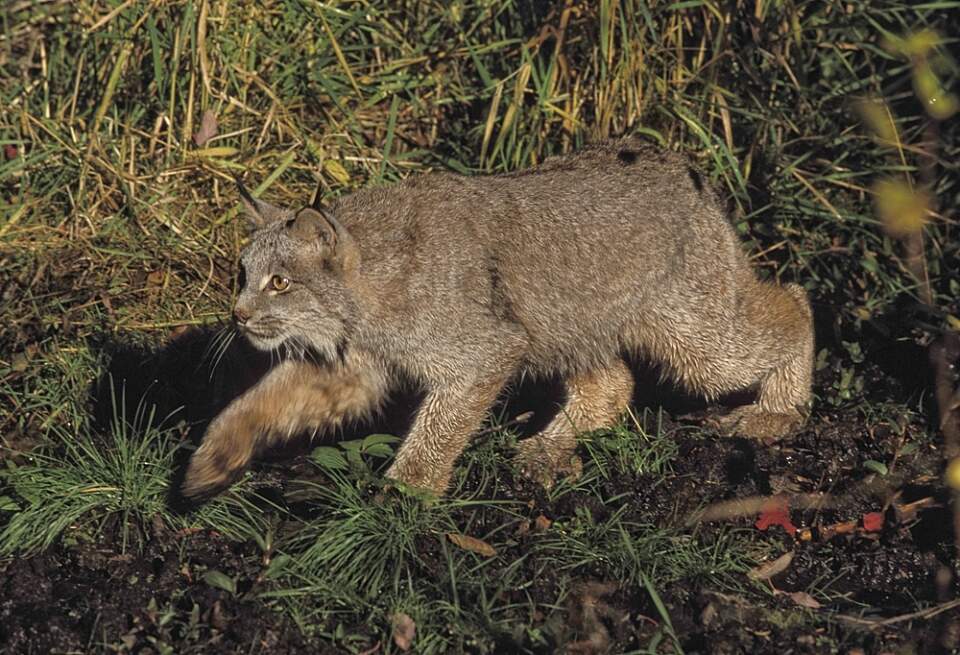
[{"left": 181, "top": 138, "right": 813, "bottom": 499}]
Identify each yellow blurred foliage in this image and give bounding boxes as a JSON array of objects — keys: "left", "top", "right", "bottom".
[
  {"left": 873, "top": 178, "right": 930, "bottom": 237},
  {"left": 855, "top": 99, "right": 899, "bottom": 143},
  {"left": 914, "top": 60, "right": 959, "bottom": 120},
  {"left": 946, "top": 457, "right": 960, "bottom": 491},
  {"left": 882, "top": 28, "right": 958, "bottom": 121},
  {"left": 883, "top": 28, "right": 942, "bottom": 57},
  {"left": 907, "top": 29, "right": 940, "bottom": 56}
]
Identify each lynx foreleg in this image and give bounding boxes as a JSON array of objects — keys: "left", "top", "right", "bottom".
[
  {"left": 181, "top": 359, "right": 385, "bottom": 499},
  {"left": 385, "top": 375, "right": 507, "bottom": 495}
]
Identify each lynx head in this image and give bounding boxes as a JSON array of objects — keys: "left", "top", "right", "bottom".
[{"left": 231, "top": 182, "right": 360, "bottom": 363}]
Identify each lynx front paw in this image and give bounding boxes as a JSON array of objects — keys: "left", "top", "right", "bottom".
[
  {"left": 182, "top": 449, "right": 234, "bottom": 500},
  {"left": 711, "top": 405, "right": 803, "bottom": 441},
  {"left": 180, "top": 428, "right": 255, "bottom": 500},
  {"left": 513, "top": 439, "right": 583, "bottom": 489},
  {"left": 384, "top": 458, "right": 450, "bottom": 498}
]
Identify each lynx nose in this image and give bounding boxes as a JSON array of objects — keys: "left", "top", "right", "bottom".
[{"left": 233, "top": 306, "right": 252, "bottom": 325}]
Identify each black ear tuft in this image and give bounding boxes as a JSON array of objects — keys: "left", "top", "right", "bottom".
[
  {"left": 310, "top": 178, "right": 325, "bottom": 211},
  {"left": 236, "top": 175, "right": 256, "bottom": 207},
  {"left": 235, "top": 177, "right": 290, "bottom": 228}
]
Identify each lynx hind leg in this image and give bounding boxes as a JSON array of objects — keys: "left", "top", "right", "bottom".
[
  {"left": 181, "top": 360, "right": 385, "bottom": 500},
  {"left": 515, "top": 360, "right": 634, "bottom": 487},
  {"left": 715, "top": 282, "right": 814, "bottom": 439}
]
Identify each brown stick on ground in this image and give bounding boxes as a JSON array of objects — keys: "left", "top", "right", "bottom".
[
  {"left": 931, "top": 334, "right": 960, "bottom": 459},
  {"left": 911, "top": 120, "right": 960, "bottom": 558},
  {"left": 930, "top": 333, "right": 960, "bottom": 563}
]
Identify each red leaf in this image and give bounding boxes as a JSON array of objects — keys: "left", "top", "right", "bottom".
[
  {"left": 755, "top": 498, "right": 797, "bottom": 535},
  {"left": 862, "top": 512, "right": 883, "bottom": 532}
]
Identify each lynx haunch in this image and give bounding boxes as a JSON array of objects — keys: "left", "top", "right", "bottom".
[{"left": 181, "top": 138, "right": 813, "bottom": 499}]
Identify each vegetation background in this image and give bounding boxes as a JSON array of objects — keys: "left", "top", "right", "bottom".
[{"left": 1, "top": 0, "right": 958, "bottom": 653}]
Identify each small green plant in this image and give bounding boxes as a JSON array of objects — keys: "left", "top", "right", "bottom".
[
  {"left": 202, "top": 569, "right": 237, "bottom": 595},
  {"left": 309, "top": 433, "right": 401, "bottom": 479},
  {"left": 821, "top": 341, "right": 868, "bottom": 406}
]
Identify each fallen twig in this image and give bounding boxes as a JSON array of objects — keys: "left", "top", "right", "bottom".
[
  {"left": 835, "top": 598, "right": 960, "bottom": 628},
  {"left": 687, "top": 493, "right": 832, "bottom": 526}
]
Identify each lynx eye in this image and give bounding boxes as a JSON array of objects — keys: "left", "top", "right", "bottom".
[{"left": 270, "top": 275, "right": 290, "bottom": 292}]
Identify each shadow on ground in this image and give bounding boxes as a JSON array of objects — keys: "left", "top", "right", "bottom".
[{"left": 84, "top": 291, "right": 941, "bottom": 511}]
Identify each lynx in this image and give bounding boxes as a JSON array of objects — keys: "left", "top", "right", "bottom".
[{"left": 181, "top": 138, "right": 813, "bottom": 499}]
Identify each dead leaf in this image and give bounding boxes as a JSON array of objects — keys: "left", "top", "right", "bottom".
[
  {"left": 99, "top": 292, "right": 114, "bottom": 314},
  {"left": 193, "top": 109, "right": 218, "bottom": 146},
  {"left": 11, "top": 343, "right": 38, "bottom": 372},
  {"left": 447, "top": 532, "right": 497, "bottom": 557},
  {"left": 324, "top": 159, "right": 351, "bottom": 185},
  {"left": 534, "top": 514, "right": 552, "bottom": 532},
  {"left": 390, "top": 612, "right": 415, "bottom": 651},
  {"left": 747, "top": 551, "right": 794, "bottom": 581},
  {"left": 785, "top": 591, "right": 822, "bottom": 609}
]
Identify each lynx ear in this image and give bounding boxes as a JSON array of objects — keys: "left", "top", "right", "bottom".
[
  {"left": 236, "top": 178, "right": 289, "bottom": 229},
  {"left": 287, "top": 207, "right": 358, "bottom": 270}
]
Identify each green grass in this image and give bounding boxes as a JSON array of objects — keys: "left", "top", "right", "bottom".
[
  {"left": 0, "top": 376, "right": 272, "bottom": 555},
  {"left": 1, "top": 0, "right": 958, "bottom": 652},
  {"left": 261, "top": 431, "right": 750, "bottom": 653},
  {"left": 580, "top": 409, "right": 679, "bottom": 481}
]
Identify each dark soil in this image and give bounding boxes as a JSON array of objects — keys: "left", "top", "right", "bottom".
[
  {"left": 2, "top": 323, "right": 960, "bottom": 654},
  {"left": 0, "top": 530, "right": 326, "bottom": 654}
]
